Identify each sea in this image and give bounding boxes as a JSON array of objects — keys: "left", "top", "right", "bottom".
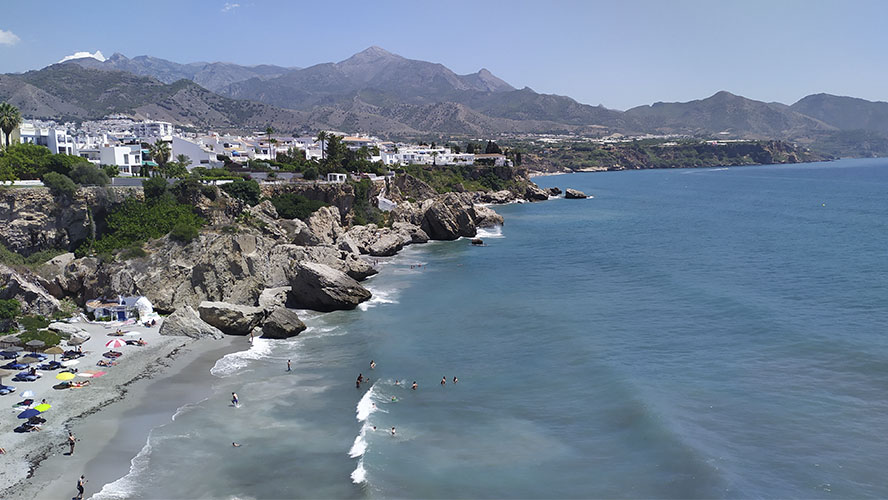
[{"left": 93, "top": 158, "right": 888, "bottom": 499}]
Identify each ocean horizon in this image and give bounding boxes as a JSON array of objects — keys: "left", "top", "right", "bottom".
[{"left": 93, "top": 158, "right": 888, "bottom": 499}]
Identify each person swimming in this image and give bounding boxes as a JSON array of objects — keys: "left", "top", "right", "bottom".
[
  {"left": 232, "top": 442, "right": 241, "bottom": 447},
  {"left": 370, "top": 360, "right": 376, "bottom": 370},
  {"left": 391, "top": 427, "right": 396, "bottom": 436},
  {"left": 411, "top": 381, "right": 417, "bottom": 390},
  {"left": 356, "top": 373, "right": 364, "bottom": 389},
  {"left": 441, "top": 376, "right": 446, "bottom": 386},
  {"left": 453, "top": 376, "right": 458, "bottom": 384}
]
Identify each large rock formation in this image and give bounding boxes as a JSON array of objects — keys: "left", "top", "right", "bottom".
[
  {"left": 260, "top": 307, "right": 306, "bottom": 339},
  {"left": 565, "top": 188, "right": 588, "bottom": 199},
  {"left": 390, "top": 174, "right": 438, "bottom": 202},
  {"left": 391, "top": 192, "right": 503, "bottom": 240},
  {"left": 0, "top": 186, "right": 142, "bottom": 256},
  {"left": 545, "top": 187, "right": 562, "bottom": 197},
  {"left": 305, "top": 206, "right": 347, "bottom": 245},
  {"left": 475, "top": 190, "right": 516, "bottom": 204},
  {"left": 47, "top": 322, "right": 87, "bottom": 337},
  {"left": 198, "top": 301, "right": 264, "bottom": 335},
  {"left": 345, "top": 222, "right": 429, "bottom": 257},
  {"left": 0, "top": 265, "right": 60, "bottom": 317},
  {"left": 524, "top": 183, "right": 549, "bottom": 201},
  {"left": 288, "top": 261, "right": 371, "bottom": 311},
  {"left": 159, "top": 306, "right": 224, "bottom": 339}
]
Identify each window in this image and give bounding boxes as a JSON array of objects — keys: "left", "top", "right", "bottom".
[{"left": 124, "top": 154, "right": 129, "bottom": 164}]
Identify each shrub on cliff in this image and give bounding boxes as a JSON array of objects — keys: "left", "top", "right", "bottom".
[
  {"left": 90, "top": 197, "right": 205, "bottom": 255},
  {"left": 69, "top": 163, "right": 110, "bottom": 186},
  {"left": 220, "top": 179, "right": 260, "bottom": 206},
  {"left": 270, "top": 193, "right": 329, "bottom": 220},
  {"left": 42, "top": 171, "right": 77, "bottom": 198},
  {"left": 170, "top": 222, "right": 199, "bottom": 243},
  {"left": 142, "top": 176, "right": 169, "bottom": 200},
  {"left": 303, "top": 167, "right": 319, "bottom": 180},
  {"left": 0, "top": 298, "right": 21, "bottom": 319}
]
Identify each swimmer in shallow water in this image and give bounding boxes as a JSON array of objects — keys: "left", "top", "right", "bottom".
[
  {"left": 370, "top": 360, "right": 376, "bottom": 370},
  {"left": 232, "top": 442, "right": 241, "bottom": 447},
  {"left": 453, "top": 376, "right": 458, "bottom": 384},
  {"left": 411, "top": 381, "right": 417, "bottom": 390},
  {"left": 231, "top": 392, "right": 239, "bottom": 406},
  {"left": 441, "top": 376, "right": 446, "bottom": 386},
  {"left": 391, "top": 427, "right": 396, "bottom": 436}
]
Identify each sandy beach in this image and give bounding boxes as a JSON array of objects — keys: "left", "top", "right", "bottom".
[{"left": 0, "top": 318, "right": 243, "bottom": 499}]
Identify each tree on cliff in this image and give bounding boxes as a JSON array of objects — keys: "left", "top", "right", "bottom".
[
  {"left": 484, "top": 141, "right": 502, "bottom": 154},
  {"left": 316, "top": 131, "right": 328, "bottom": 160},
  {"left": 150, "top": 140, "right": 171, "bottom": 174},
  {"left": 0, "top": 102, "right": 23, "bottom": 150}
]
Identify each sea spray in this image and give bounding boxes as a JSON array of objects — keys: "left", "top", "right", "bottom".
[{"left": 476, "top": 225, "right": 505, "bottom": 239}]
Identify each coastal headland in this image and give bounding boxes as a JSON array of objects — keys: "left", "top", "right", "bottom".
[{"left": 0, "top": 170, "right": 577, "bottom": 497}]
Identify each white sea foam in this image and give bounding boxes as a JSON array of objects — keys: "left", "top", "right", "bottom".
[
  {"left": 356, "top": 383, "right": 379, "bottom": 422},
  {"left": 350, "top": 458, "right": 367, "bottom": 484},
  {"left": 349, "top": 425, "right": 369, "bottom": 458},
  {"left": 476, "top": 225, "right": 504, "bottom": 239},
  {"left": 358, "top": 287, "right": 399, "bottom": 311},
  {"left": 210, "top": 338, "right": 273, "bottom": 377},
  {"left": 171, "top": 398, "right": 207, "bottom": 421},
  {"left": 91, "top": 434, "right": 158, "bottom": 499}
]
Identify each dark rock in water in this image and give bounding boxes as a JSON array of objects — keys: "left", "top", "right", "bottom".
[
  {"left": 475, "top": 190, "right": 515, "bottom": 204},
  {"left": 545, "top": 187, "right": 562, "bottom": 196},
  {"left": 288, "top": 262, "right": 372, "bottom": 312},
  {"left": 198, "top": 301, "right": 264, "bottom": 335},
  {"left": 565, "top": 188, "right": 588, "bottom": 199},
  {"left": 524, "top": 183, "right": 549, "bottom": 201},
  {"left": 160, "top": 306, "right": 224, "bottom": 339},
  {"left": 261, "top": 307, "right": 306, "bottom": 339},
  {"left": 471, "top": 238, "right": 484, "bottom": 246}
]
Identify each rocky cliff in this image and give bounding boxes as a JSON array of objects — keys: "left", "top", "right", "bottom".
[{"left": 0, "top": 186, "right": 142, "bottom": 256}]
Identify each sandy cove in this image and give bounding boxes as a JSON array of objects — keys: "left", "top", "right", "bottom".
[{"left": 0, "top": 319, "right": 244, "bottom": 499}]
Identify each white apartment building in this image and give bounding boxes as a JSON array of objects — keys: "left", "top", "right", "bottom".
[
  {"left": 381, "top": 147, "right": 475, "bottom": 166},
  {"left": 18, "top": 123, "right": 77, "bottom": 155},
  {"left": 131, "top": 121, "right": 174, "bottom": 138},
  {"left": 78, "top": 145, "right": 143, "bottom": 175},
  {"left": 171, "top": 136, "right": 222, "bottom": 169}
]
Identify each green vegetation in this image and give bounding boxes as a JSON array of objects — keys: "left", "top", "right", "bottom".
[
  {"left": 0, "top": 298, "right": 20, "bottom": 320},
  {"left": 18, "top": 325, "right": 61, "bottom": 348},
  {"left": 0, "top": 102, "right": 23, "bottom": 150},
  {"left": 78, "top": 177, "right": 204, "bottom": 256},
  {"left": 351, "top": 179, "right": 384, "bottom": 225},
  {"left": 401, "top": 164, "right": 521, "bottom": 193},
  {"left": 170, "top": 222, "right": 199, "bottom": 243},
  {"left": 269, "top": 193, "right": 329, "bottom": 220},
  {"left": 0, "top": 143, "right": 97, "bottom": 181},
  {"left": 42, "top": 171, "right": 78, "bottom": 198},
  {"left": 68, "top": 163, "right": 110, "bottom": 186},
  {"left": 220, "top": 179, "right": 260, "bottom": 206},
  {"left": 0, "top": 243, "right": 66, "bottom": 268}
]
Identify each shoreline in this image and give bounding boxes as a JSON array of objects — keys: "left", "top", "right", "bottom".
[{"left": 0, "top": 319, "right": 244, "bottom": 500}]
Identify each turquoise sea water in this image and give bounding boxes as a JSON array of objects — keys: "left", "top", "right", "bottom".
[{"left": 94, "top": 158, "right": 888, "bottom": 498}]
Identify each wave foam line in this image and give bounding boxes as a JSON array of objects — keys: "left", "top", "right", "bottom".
[
  {"left": 210, "top": 338, "right": 273, "bottom": 377},
  {"left": 358, "top": 287, "right": 399, "bottom": 311},
  {"left": 351, "top": 457, "right": 367, "bottom": 484},
  {"left": 356, "top": 382, "right": 380, "bottom": 422},
  {"left": 476, "top": 225, "right": 504, "bottom": 239}
]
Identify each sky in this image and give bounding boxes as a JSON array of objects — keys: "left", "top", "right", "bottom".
[{"left": 1, "top": 0, "right": 887, "bottom": 110}]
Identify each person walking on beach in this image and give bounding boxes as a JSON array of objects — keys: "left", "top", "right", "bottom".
[
  {"left": 67, "top": 431, "right": 76, "bottom": 455},
  {"left": 287, "top": 360, "right": 291, "bottom": 372},
  {"left": 76, "top": 475, "right": 86, "bottom": 499},
  {"left": 411, "top": 381, "right": 417, "bottom": 390},
  {"left": 231, "top": 392, "right": 239, "bottom": 407}
]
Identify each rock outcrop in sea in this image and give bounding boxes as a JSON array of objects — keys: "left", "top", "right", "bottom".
[{"left": 564, "top": 188, "right": 588, "bottom": 199}]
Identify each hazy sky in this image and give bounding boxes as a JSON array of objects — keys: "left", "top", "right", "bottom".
[{"left": 2, "top": 0, "right": 887, "bottom": 110}]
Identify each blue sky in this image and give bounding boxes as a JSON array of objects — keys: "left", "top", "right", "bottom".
[{"left": 1, "top": 0, "right": 887, "bottom": 110}]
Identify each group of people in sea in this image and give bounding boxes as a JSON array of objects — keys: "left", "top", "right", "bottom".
[{"left": 357, "top": 360, "right": 459, "bottom": 437}]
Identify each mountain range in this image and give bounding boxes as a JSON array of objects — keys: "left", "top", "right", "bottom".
[{"left": 2, "top": 47, "right": 888, "bottom": 155}]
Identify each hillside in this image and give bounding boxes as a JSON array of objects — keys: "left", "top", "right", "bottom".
[
  {"left": 67, "top": 53, "right": 294, "bottom": 93},
  {"left": 790, "top": 93, "right": 888, "bottom": 134}
]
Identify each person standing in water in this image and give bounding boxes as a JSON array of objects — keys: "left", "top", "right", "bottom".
[
  {"left": 287, "top": 360, "right": 291, "bottom": 372},
  {"left": 453, "top": 376, "right": 458, "bottom": 384},
  {"left": 441, "top": 376, "right": 446, "bottom": 386},
  {"left": 356, "top": 373, "right": 364, "bottom": 389},
  {"left": 76, "top": 475, "right": 86, "bottom": 499},
  {"left": 67, "top": 431, "right": 76, "bottom": 455},
  {"left": 411, "top": 381, "right": 417, "bottom": 390},
  {"left": 370, "top": 360, "right": 376, "bottom": 370},
  {"left": 231, "top": 392, "right": 239, "bottom": 406},
  {"left": 391, "top": 427, "right": 396, "bottom": 436}
]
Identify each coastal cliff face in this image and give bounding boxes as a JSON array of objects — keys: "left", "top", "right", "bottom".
[{"left": 0, "top": 186, "right": 142, "bottom": 256}]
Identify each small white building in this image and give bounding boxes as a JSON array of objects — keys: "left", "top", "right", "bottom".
[
  {"left": 78, "top": 145, "right": 143, "bottom": 175},
  {"left": 326, "top": 173, "right": 347, "bottom": 183},
  {"left": 171, "top": 136, "right": 221, "bottom": 169}
]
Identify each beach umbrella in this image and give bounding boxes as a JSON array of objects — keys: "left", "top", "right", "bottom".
[
  {"left": 77, "top": 373, "right": 94, "bottom": 378},
  {"left": 19, "top": 356, "right": 41, "bottom": 365},
  {"left": 0, "top": 368, "right": 15, "bottom": 385},
  {"left": 61, "top": 359, "right": 79, "bottom": 367},
  {"left": 34, "top": 403, "right": 51, "bottom": 412},
  {"left": 67, "top": 336, "right": 86, "bottom": 346},
  {"left": 55, "top": 372, "right": 75, "bottom": 381},
  {"left": 105, "top": 339, "right": 126, "bottom": 349},
  {"left": 20, "top": 390, "right": 35, "bottom": 398},
  {"left": 25, "top": 340, "right": 45, "bottom": 352},
  {"left": 17, "top": 408, "right": 40, "bottom": 419},
  {"left": 44, "top": 346, "right": 64, "bottom": 362}
]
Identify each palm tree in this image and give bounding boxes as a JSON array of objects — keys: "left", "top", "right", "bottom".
[
  {"left": 175, "top": 154, "right": 191, "bottom": 168},
  {"left": 149, "top": 140, "right": 171, "bottom": 175},
  {"left": 0, "top": 102, "right": 23, "bottom": 149},
  {"left": 316, "top": 131, "right": 328, "bottom": 161},
  {"left": 430, "top": 151, "right": 439, "bottom": 166}
]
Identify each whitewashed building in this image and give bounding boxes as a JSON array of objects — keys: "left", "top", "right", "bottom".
[
  {"left": 131, "top": 121, "right": 174, "bottom": 138},
  {"left": 18, "top": 124, "right": 77, "bottom": 155}
]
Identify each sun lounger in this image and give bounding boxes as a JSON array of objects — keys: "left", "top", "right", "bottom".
[
  {"left": 2, "top": 362, "right": 27, "bottom": 370},
  {"left": 0, "top": 385, "right": 15, "bottom": 395},
  {"left": 37, "top": 361, "right": 62, "bottom": 370}
]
